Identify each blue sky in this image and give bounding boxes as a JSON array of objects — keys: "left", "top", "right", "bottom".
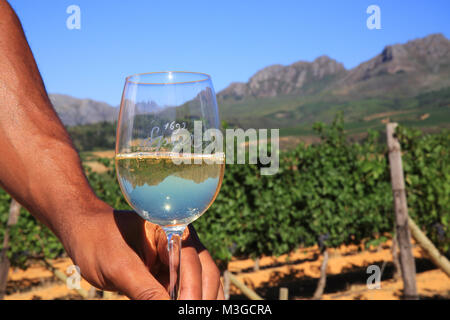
[{"left": 8, "top": 0, "right": 450, "bottom": 106}]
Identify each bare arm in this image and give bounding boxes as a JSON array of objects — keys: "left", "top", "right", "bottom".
[
  {"left": 0, "top": 0, "right": 99, "bottom": 236},
  {"left": 0, "top": 0, "right": 222, "bottom": 300}
]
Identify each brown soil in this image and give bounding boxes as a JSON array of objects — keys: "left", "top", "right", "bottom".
[
  {"left": 241, "top": 136, "right": 320, "bottom": 151},
  {"left": 363, "top": 110, "right": 412, "bottom": 121},
  {"left": 83, "top": 150, "right": 116, "bottom": 173},
  {"left": 4, "top": 241, "right": 449, "bottom": 300},
  {"left": 228, "top": 241, "right": 450, "bottom": 300},
  {"left": 90, "top": 150, "right": 116, "bottom": 158}
]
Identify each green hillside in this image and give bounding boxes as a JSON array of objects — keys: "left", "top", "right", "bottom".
[{"left": 219, "top": 87, "right": 450, "bottom": 136}]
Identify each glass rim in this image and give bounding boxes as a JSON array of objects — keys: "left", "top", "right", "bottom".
[{"left": 125, "top": 71, "right": 211, "bottom": 85}]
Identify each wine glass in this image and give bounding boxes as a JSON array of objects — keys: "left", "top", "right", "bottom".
[{"left": 115, "top": 71, "right": 224, "bottom": 299}]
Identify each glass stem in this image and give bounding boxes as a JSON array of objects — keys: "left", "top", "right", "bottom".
[{"left": 163, "top": 225, "right": 186, "bottom": 300}]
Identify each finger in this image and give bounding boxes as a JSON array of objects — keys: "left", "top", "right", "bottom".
[
  {"left": 106, "top": 250, "right": 170, "bottom": 300},
  {"left": 178, "top": 245, "right": 203, "bottom": 299},
  {"left": 184, "top": 225, "right": 220, "bottom": 300},
  {"left": 147, "top": 222, "right": 188, "bottom": 267},
  {"left": 144, "top": 221, "right": 169, "bottom": 271},
  {"left": 184, "top": 224, "right": 205, "bottom": 251},
  {"left": 108, "top": 214, "right": 169, "bottom": 300},
  {"left": 114, "top": 212, "right": 161, "bottom": 271},
  {"left": 217, "top": 282, "right": 225, "bottom": 300},
  {"left": 153, "top": 264, "right": 170, "bottom": 292},
  {"left": 198, "top": 249, "right": 221, "bottom": 300}
]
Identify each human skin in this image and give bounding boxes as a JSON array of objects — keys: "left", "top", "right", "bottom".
[{"left": 0, "top": 0, "right": 223, "bottom": 300}]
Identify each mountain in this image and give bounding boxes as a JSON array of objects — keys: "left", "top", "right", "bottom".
[
  {"left": 49, "top": 94, "right": 118, "bottom": 126},
  {"left": 52, "top": 34, "right": 450, "bottom": 133},
  {"left": 219, "top": 34, "right": 450, "bottom": 101},
  {"left": 219, "top": 55, "right": 346, "bottom": 100},
  {"left": 336, "top": 33, "right": 450, "bottom": 97},
  {"left": 218, "top": 33, "right": 450, "bottom": 133}
]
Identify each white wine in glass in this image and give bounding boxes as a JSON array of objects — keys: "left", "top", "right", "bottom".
[
  {"left": 116, "top": 152, "right": 224, "bottom": 226},
  {"left": 115, "top": 72, "right": 224, "bottom": 299}
]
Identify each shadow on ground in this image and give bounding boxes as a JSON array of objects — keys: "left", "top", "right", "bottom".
[
  {"left": 6, "top": 277, "right": 58, "bottom": 295},
  {"left": 230, "top": 258, "right": 443, "bottom": 300}
]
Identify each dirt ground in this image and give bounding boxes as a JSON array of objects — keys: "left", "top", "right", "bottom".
[
  {"left": 4, "top": 240, "right": 449, "bottom": 300},
  {"left": 82, "top": 150, "right": 116, "bottom": 173},
  {"left": 228, "top": 241, "right": 450, "bottom": 300}
]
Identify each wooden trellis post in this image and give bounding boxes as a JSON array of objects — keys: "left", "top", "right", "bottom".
[
  {"left": 0, "top": 199, "right": 21, "bottom": 300},
  {"left": 223, "top": 270, "right": 230, "bottom": 300},
  {"left": 386, "top": 123, "right": 418, "bottom": 300},
  {"left": 228, "top": 272, "right": 263, "bottom": 300},
  {"left": 279, "top": 287, "right": 288, "bottom": 300}
]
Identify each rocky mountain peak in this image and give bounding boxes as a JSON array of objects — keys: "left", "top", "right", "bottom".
[
  {"left": 342, "top": 33, "right": 450, "bottom": 84},
  {"left": 219, "top": 56, "right": 346, "bottom": 100},
  {"left": 218, "top": 33, "right": 450, "bottom": 102}
]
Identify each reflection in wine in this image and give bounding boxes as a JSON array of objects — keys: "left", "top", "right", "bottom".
[{"left": 116, "top": 152, "right": 224, "bottom": 227}]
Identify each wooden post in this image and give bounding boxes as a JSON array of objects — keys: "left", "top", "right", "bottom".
[
  {"left": 228, "top": 272, "right": 263, "bottom": 300},
  {"left": 253, "top": 257, "right": 260, "bottom": 272},
  {"left": 312, "top": 249, "right": 329, "bottom": 300},
  {"left": 391, "top": 233, "right": 402, "bottom": 280},
  {"left": 41, "top": 259, "right": 89, "bottom": 299},
  {"left": 0, "top": 199, "right": 21, "bottom": 300},
  {"left": 408, "top": 216, "right": 450, "bottom": 278},
  {"left": 386, "top": 123, "right": 418, "bottom": 300},
  {"left": 279, "top": 287, "right": 288, "bottom": 300},
  {"left": 223, "top": 270, "right": 230, "bottom": 300},
  {"left": 87, "top": 286, "right": 97, "bottom": 299}
]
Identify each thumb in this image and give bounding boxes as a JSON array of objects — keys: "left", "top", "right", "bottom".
[
  {"left": 109, "top": 211, "right": 169, "bottom": 299},
  {"left": 109, "top": 254, "right": 170, "bottom": 300}
]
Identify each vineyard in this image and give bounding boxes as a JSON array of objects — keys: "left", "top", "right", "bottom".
[
  {"left": 197, "top": 116, "right": 449, "bottom": 266},
  {"left": 0, "top": 116, "right": 449, "bottom": 299}
]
